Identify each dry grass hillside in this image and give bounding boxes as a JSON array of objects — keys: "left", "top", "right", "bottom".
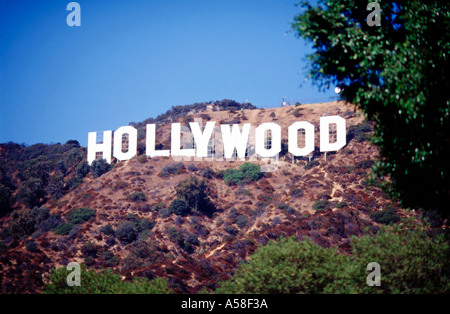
[{"left": 0, "top": 101, "right": 414, "bottom": 293}]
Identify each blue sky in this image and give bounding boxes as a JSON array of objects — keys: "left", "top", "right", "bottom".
[{"left": 0, "top": 0, "right": 335, "bottom": 147}]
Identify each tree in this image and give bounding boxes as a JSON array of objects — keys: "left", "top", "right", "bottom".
[
  {"left": 90, "top": 159, "right": 112, "bottom": 178},
  {"left": 292, "top": 1, "right": 450, "bottom": 215},
  {"left": 174, "top": 176, "right": 214, "bottom": 216},
  {"left": 216, "top": 219, "right": 449, "bottom": 294},
  {"left": 43, "top": 264, "right": 171, "bottom": 294}
]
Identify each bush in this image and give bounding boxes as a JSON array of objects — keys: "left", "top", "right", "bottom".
[
  {"left": 216, "top": 236, "right": 350, "bottom": 293},
  {"left": 76, "top": 161, "right": 90, "bottom": 178},
  {"left": 185, "top": 234, "right": 199, "bottom": 246},
  {"left": 217, "top": 219, "right": 450, "bottom": 294},
  {"left": 187, "top": 164, "right": 198, "bottom": 172},
  {"left": 25, "top": 241, "right": 39, "bottom": 252},
  {"left": 159, "top": 162, "right": 185, "bottom": 177},
  {"left": 234, "top": 215, "right": 249, "bottom": 229},
  {"left": 130, "top": 192, "right": 147, "bottom": 202},
  {"left": 305, "top": 160, "right": 319, "bottom": 170},
  {"left": 292, "top": 108, "right": 302, "bottom": 117},
  {"left": 312, "top": 200, "right": 330, "bottom": 211},
  {"left": 66, "top": 208, "right": 96, "bottom": 224},
  {"left": 223, "top": 163, "right": 263, "bottom": 186},
  {"left": 169, "top": 198, "right": 190, "bottom": 216},
  {"left": 346, "top": 122, "right": 373, "bottom": 143},
  {"left": 90, "top": 159, "right": 112, "bottom": 178},
  {"left": 200, "top": 168, "right": 215, "bottom": 179},
  {"left": 54, "top": 223, "right": 74, "bottom": 236},
  {"left": 225, "top": 226, "right": 238, "bottom": 236},
  {"left": 43, "top": 264, "right": 171, "bottom": 294},
  {"left": 116, "top": 221, "right": 138, "bottom": 243},
  {"left": 290, "top": 188, "right": 303, "bottom": 198},
  {"left": 101, "top": 251, "right": 119, "bottom": 267},
  {"left": 370, "top": 207, "right": 400, "bottom": 225},
  {"left": 122, "top": 240, "right": 168, "bottom": 271},
  {"left": 175, "top": 176, "right": 214, "bottom": 216},
  {"left": 277, "top": 203, "right": 295, "bottom": 214},
  {"left": 100, "top": 224, "right": 115, "bottom": 237}
]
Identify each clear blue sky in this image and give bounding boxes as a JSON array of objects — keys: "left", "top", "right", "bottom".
[{"left": 0, "top": 0, "right": 334, "bottom": 147}]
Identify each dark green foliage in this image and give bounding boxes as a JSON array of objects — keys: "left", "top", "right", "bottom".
[
  {"left": 115, "top": 215, "right": 155, "bottom": 244},
  {"left": 370, "top": 207, "right": 400, "bottom": 225},
  {"left": 0, "top": 241, "right": 7, "bottom": 254},
  {"left": 312, "top": 200, "right": 330, "bottom": 211},
  {"left": 116, "top": 222, "right": 138, "bottom": 243},
  {"left": 223, "top": 163, "right": 263, "bottom": 185},
  {"left": 217, "top": 219, "right": 450, "bottom": 293},
  {"left": 292, "top": 107, "right": 302, "bottom": 117},
  {"left": 54, "top": 223, "right": 74, "bottom": 236},
  {"left": 100, "top": 251, "right": 119, "bottom": 267},
  {"left": 66, "top": 208, "right": 96, "bottom": 225},
  {"left": 304, "top": 160, "right": 319, "bottom": 170},
  {"left": 43, "top": 264, "right": 171, "bottom": 294},
  {"left": 130, "top": 192, "right": 147, "bottom": 202},
  {"left": 175, "top": 176, "right": 215, "bottom": 216},
  {"left": 336, "top": 202, "right": 347, "bottom": 209},
  {"left": 216, "top": 236, "right": 350, "bottom": 293},
  {"left": 159, "top": 162, "right": 185, "bottom": 177},
  {"left": 81, "top": 242, "right": 98, "bottom": 258},
  {"left": 16, "top": 178, "right": 45, "bottom": 208},
  {"left": 225, "top": 226, "right": 238, "bottom": 236},
  {"left": 25, "top": 241, "right": 38, "bottom": 252},
  {"left": 185, "top": 234, "right": 199, "bottom": 246},
  {"left": 100, "top": 224, "right": 115, "bottom": 237},
  {"left": 90, "top": 159, "right": 112, "bottom": 178},
  {"left": 169, "top": 198, "right": 190, "bottom": 216},
  {"left": 347, "top": 123, "right": 373, "bottom": 143},
  {"left": 292, "top": 0, "right": 450, "bottom": 215},
  {"left": 234, "top": 215, "right": 249, "bottom": 229},
  {"left": 200, "top": 168, "right": 215, "bottom": 179},
  {"left": 290, "top": 188, "right": 303, "bottom": 198},
  {"left": 278, "top": 203, "right": 295, "bottom": 214},
  {"left": 0, "top": 142, "right": 88, "bottom": 210},
  {"left": 0, "top": 166, "right": 15, "bottom": 217},
  {"left": 76, "top": 161, "right": 90, "bottom": 178}
]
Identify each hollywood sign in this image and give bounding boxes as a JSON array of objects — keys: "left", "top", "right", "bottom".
[{"left": 87, "top": 116, "right": 346, "bottom": 165}]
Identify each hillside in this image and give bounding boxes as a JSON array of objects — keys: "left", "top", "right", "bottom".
[{"left": 0, "top": 101, "right": 421, "bottom": 293}]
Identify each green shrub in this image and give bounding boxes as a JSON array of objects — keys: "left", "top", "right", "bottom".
[
  {"left": 122, "top": 240, "right": 168, "bottom": 271},
  {"left": 216, "top": 236, "right": 350, "bottom": 293},
  {"left": 370, "top": 207, "right": 400, "bottom": 225},
  {"left": 116, "top": 221, "right": 137, "bottom": 243},
  {"left": 292, "top": 108, "right": 302, "bottom": 117},
  {"left": 312, "top": 200, "right": 330, "bottom": 211},
  {"left": 130, "top": 192, "right": 147, "bottom": 202},
  {"left": 223, "top": 163, "right": 263, "bottom": 186},
  {"left": 225, "top": 226, "right": 238, "bottom": 236},
  {"left": 54, "top": 223, "right": 74, "bottom": 235},
  {"left": 336, "top": 202, "right": 347, "bottom": 209},
  {"left": 169, "top": 198, "right": 190, "bottom": 216},
  {"left": 100, "top": 224, "right": 115, "bottom": 237},
  {"left": 290, "top": 188, "right": 303, "bottom": 198},
  {"left": 159, "top": 162, "right": 185, "bottom": 177},
  {"left": 216, "top": 219, "right": 450, "bottom": 294},
  {"left": 90, "top": 159, "right": 112, "bottom": 178},
  {"left": 43, "top": 264, "right": 171, "bottom": 294},
  {"left": 234, "top": 215, "right": 249, "bottom": 229},
  {"left": 175, "top": 176, "right": 214, "bottom": 216},
  {"left": 66, "top": 208, "right": 96, "bottom": 224},
  {"left": 25, "top": 241, "right": 39, "bottom": 252},
  {"left": 278, "top": 203, "right": 295, "bottom": 214}
]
